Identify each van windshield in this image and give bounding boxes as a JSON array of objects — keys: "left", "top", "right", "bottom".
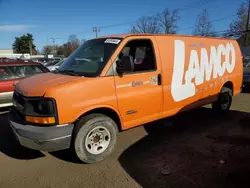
[{"left": 55, "top": 38, "right": 122, "bottom": 77}]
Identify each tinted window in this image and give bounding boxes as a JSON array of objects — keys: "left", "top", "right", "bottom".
[
  {"left": 57, "top": 38, "right": 122, "bottom": 77},
  {"left": 55, "top": 59, "right": 66, "bottom": 66},
  {"left": 135, "top": 47, "right": 146, "bottom": 58},
  {"left": 117, "top": 39, "right": 156, "bottom": 72},
  {"left": 0, "top": 66, "right": 16, "bottom": 80},
  {"left": 122, "top": 47, "right": 130, "bottom": 56},
  {"left": 0, "top": 65, "right": 46, "bottom": 80}
]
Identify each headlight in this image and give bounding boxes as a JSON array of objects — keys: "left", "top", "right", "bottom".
[
  {"left": 24, "top": 98, "right": 57, "bottom": 125},
  {"left": 37, "top": 100, "right": 55, "bottom": 115},
  {"left": 24, "top": 98, "right": 56, "bottom": 117}
]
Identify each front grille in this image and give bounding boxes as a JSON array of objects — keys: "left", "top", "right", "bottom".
[
  {"left": 12, "top": 91, "right": 26, "bottom": 115},
  {"left": 11, "top": 107, "right": 25, "bottom": 123},
  {"left": 12, "top": 91, "right": 25, "bottom": 122},
  {"left": 13, "top": 91, "right": 25, "bottom": 106}
]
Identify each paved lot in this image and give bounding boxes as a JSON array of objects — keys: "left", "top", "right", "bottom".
[{"left": 0, "top": 93, "right": 250, "bottom": 188}]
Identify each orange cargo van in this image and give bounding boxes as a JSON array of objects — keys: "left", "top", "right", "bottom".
[{"left": 9, "top": 34, "right": 243, "bottom": 163}]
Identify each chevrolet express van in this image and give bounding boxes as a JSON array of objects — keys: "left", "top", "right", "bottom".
[{"left": 9, "top": 34, "right": 243, "bottom": 164}]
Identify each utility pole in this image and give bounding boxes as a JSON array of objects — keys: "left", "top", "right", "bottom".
[
  {"left": 244, "top": 0, "right": 250, "bottom": 46},
  {"left": 28, "top": 41, "right": 32, "bottom": 56},
  {"left": 93, "top": 27, "right": 100, "bottom": 38},
  {"left": 50, "top": 37, "right": 60, "bottom": 55}
]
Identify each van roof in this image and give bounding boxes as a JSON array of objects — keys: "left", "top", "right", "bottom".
[{"left": 97, "top": 33, "right": 235, "bottom": 41}]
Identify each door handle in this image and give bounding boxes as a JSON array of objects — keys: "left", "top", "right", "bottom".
[{"left": 157, "top": 74, "right": 162, "bottom": 85}]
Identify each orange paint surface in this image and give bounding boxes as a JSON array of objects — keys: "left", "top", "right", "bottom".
[{"left": 15, "top": 34, "right": 243, "bottom": 130}]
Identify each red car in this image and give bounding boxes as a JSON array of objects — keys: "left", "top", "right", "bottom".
[{"left": 0, "top": 61, "right": 49, "bottom": 108}]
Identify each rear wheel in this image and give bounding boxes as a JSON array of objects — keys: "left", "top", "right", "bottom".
[
  {"left": 212, "top": 87, "right": 232, "bottom": 112},
  {"left": 72, "top": 113, "right": 118, "bottom": 164}
]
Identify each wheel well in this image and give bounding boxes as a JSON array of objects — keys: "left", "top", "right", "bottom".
[
  {"left": 222, "top": 81, "right": 234, "bottom": 94},
  {"left": 78, "top": 108, "right": 122, "bottom": 131}
]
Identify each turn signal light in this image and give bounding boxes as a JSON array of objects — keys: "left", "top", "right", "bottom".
[{"left": 25, "top": 116, "right": 55, "bottom": 124}]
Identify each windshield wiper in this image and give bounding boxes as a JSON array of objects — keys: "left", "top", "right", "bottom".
[{"left": 56, "top": 69, "right": 78, "bottom": 76}]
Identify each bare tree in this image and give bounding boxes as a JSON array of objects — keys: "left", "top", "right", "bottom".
[
  {"left": 42, "top": 45, "right": 62, "bottom": 55},
  {"left": 80, "top": 39, "right": 86, "bottom": 44},
  {"left": 228, "top": 0, "right": 249, "bottom": 37},
  {"left": 68, "top": 34, "right": 80, "bottom": 49},
  {"left": 42, "top": 35, "right": 86, "bottom": 57},
  {"left": 42, "top": 45, "right": 53, "bottom": 55},
  {"left": 131, "top": 16, "right": 161, "bottom": 34},
  {"left": 157, "top": 8, "right": 180, "bottom": 34},
  {"left": 64, "top": 34, "right": 80, "bottom": 55},
  {"left": 193, "top": 9, "right": 213, "bottom": 36}
]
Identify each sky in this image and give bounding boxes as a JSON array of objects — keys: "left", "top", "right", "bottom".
[{"left": 0, "top": 0, "right": 246, "bottom": 51}]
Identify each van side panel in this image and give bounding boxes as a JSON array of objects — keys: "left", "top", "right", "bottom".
[
  {"left": 44, "top": 76, "right": 120, "bottom": 125},
  {"left": 44, "top": 35, "right": 242, "bottom": 128},
  {"left": 155, "top": 36, "right": 242, "bottom": 117},
  {"left": 109, "top": 36, "right": 164, "bottom": 130}
]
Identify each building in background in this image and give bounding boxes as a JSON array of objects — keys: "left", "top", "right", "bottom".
[
  {"left": 0, "top": 49, "right": 13, "bottom": 55},
  {"left": 0, "top": 48, "right": 57, "bottom": 60}
]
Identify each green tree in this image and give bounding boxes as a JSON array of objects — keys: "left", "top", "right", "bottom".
[{"left": 12, "top": 33, "right": 37, "bottom": 54}]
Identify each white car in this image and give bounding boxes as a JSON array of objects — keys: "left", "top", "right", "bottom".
[{"left": 47, "top": 58, "right": 66, "bottom": 71}]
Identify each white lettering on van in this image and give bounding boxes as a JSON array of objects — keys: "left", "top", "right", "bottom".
[{"left": 171, "top": 40, "right": 236, "bottom": 102}]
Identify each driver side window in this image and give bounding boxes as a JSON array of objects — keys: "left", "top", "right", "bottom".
[{"left": 117, "top": 39, "right": 156, "bottom": 73}]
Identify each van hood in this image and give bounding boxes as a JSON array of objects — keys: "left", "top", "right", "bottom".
[{"left": 15, "top": 72, "right": 81, "bottom": 97}]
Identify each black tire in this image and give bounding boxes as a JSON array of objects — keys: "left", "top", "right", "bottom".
[
  {"left": 212, "top": 87, "right": 233, "bottom": 112},
  {"left": 72, "top": 113, "right": 118, "bottom": 164}
]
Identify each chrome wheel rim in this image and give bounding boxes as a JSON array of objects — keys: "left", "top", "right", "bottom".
[{"left": 85, "top": 126, "right": 111, "bottom": 155}]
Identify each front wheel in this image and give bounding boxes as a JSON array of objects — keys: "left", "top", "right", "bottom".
[
  {"left": 72, "top": 113, "right": 118, "bottom": 164},
  {"left": 212, "top": 87, "right": 232, "bottom": 112}
]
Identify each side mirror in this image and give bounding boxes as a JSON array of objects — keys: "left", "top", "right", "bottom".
[{"left": 116, "top": 55, "right": 134, "bottom": 74}]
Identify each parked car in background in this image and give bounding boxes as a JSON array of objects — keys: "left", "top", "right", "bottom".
[
  {"left": 0, "top": 61, "right": 49, "bottom": 108},
  {"left": 47, "top": 58, "right": 66, "bottom": 71},
  {"left": 31, "top": 57, "right": 50, "bottom": 65},
  {"left": 243, "top": 57, "right": 250, "bottom": 90},
  {"left": 43, "top": 59, "right": 61, "bottom": 67},
  {"left": 0, "top": 57, "right": 9, "bottom": 62},
  {"left": 52, "top": 57, "right": 64, "bottom": 62}
]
